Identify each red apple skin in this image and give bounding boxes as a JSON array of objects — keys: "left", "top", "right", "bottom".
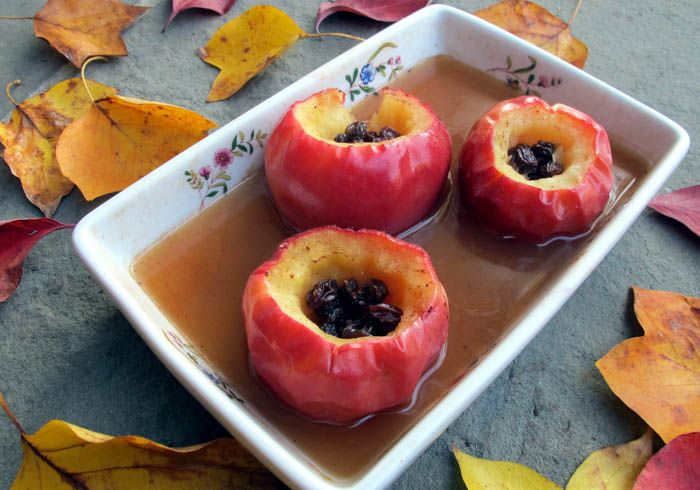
[
  {"left": 265, "top": 89, "right": 452, "bottom": 235},
  {"left": 242, "top": 227, "right": 449, "bottom": 425},
  {"left": 459, "top": 96, "right": 614, "bottom": 241}
]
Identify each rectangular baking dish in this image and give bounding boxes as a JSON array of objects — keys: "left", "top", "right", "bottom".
[{"left": 73, "top": 5, "right": 689, "bottom": 489}]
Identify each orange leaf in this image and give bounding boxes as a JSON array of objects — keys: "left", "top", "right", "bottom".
[
  {"left": 597, "top": 287, "right": 700, "bottom": 442},
  {"left": 33, "top": 0, "right": 148, "bottom": 68},
  {"left": 475, "top": 0, "right": 588, "bottom": 68},
  {"left": 0, "top": 79, "right": 117, "bottom": 216},
  {"left": 56, "top": 95, "right": 217, "bottom": 200}
]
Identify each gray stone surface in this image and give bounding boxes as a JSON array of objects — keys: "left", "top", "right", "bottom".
[{"left": 0, "top": 0, "right": 698, "bottom": 488}]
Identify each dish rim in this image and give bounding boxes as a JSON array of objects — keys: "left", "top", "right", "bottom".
[{"left": 72, "top": 5, "right": 690, "bottom": 489}]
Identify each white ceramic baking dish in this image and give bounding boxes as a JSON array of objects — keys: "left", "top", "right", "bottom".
[{"left": 73, "top": 5, "right": 689, "bottom": 489}]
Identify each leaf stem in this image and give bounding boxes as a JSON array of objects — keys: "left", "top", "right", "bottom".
[
  {"left": 569, "top": 0, "right": 583, "bottom": 26},
  {"left": 80, "top": 56, "right": 109, "bottom": 102},
  {"left": 5, "top": 80, "right": 22, "bottom": 107},
  {"left": 0, "top": 15, "right": 33, "bottom": 20},
  {"left": 0, "top": 392, "right": 26, "bottom": 434},
  {"left": 304, "top": 32, "right": 365, "bottom": 42}
]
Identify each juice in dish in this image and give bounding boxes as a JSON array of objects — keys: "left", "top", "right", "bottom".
[{"left": 131, "top": 55, "right": 648, "bottom": 481}]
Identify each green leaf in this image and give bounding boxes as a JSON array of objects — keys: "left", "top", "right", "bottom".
[
  {"left": 360, "top": 85, "right": 374, "bottom": 93},
  {"left": 211, "top": 181, "right": 228, "bottom": 191},
  {"left": 352, "top": 67, "right": 358, "bottom": 84},
  {"left": 220, "top": 174, "right": 231, "bottom": 181},
  {"left": 527, "top": 74, "right": 535, "bottom": 83},
  {"left": 233, "top": 150, "right": 244, "bottom": 157},
  {"left": 230, "top": 135, "right": 238, "bottom": 149},
  {"left": 513, "top": 57, "right": 537, "bottom": 74},
  {"left": 506, "top": 55, "right": 512, "bottom": 70},
  {"left": 246, "top": 142, "right": 254, "bottom": 153},
  {"left": 250, "top": 129, "right": 254, "bottom": 140},
  {"left": 238, "top": 130, "right": 245, "bottom": 142},
  {"left": 376, "top": 66, "right": 386, "bottom": 76},
  {"left": 345, "top": 74, "right": 353, "bottom": 85},
  {"left": 206, "top": 191, "right": 218, "bottom": 198},
  {"left": 237, "top": 144, "right": 248, "bottom": 153}
]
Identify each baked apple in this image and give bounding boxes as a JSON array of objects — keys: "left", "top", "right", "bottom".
[
  {"left": 242, "top": 226, "right": 449, "bottom": 424},
  {"left": 459, "top": 96, "right": 613, "bottom": 241},
  {"left": 265, "top": 88, "right": 452, "bottom": 235}
]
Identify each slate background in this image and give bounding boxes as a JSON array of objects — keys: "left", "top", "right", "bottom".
[{"left": 0, "top": 0, "right": 698, "bottom": 488}]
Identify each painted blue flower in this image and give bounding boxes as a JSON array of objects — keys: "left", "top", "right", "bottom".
[{"left": 360, "top": 63, "right": 376, "bottom": 85}]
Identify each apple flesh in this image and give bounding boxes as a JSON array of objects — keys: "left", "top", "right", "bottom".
[
  {"left": 242, "top": 227, "right": 449, "bottom": 425},
  {"left": 459, "top": 96, "right": 614, "bottom": 241},
  {"left": 265, "top": 88, "right": 452, "bottom": 235}
]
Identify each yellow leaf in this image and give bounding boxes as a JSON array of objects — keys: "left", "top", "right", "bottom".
[
  {"left": 453, "top": 447, "right": 562, "bottom": 490},
  {"left": 0, "top": 79, "right": 117, "bottom": 216},
  {"left": 566, "top": 430, "right": 653, "bottom": 490},
  {"left": 56, "top": 95, "right": 217, "bottom": 200},
  {"left": 33, "top": 0, "right": 148, "bottom": 68},
  {"left": 198, "top": 5, "right": 306, "bottom": 102},
  {"left": 597, "top": 287, "right": 700, "bottom": 442},
  {"left": 475, "top": 0, "right": 588, "bottom": 68},
  {"left": 0, "top": 394, "right": 277, "bottom": 489}
]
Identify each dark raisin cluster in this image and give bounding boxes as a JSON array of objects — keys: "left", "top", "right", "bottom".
[
  {"left": 334, "top": 121, "right": 401, "bottom": 143},
  {"left": 508, "top": 140, "right": 564, "bottom": 180},
  {"left": 305, "top": 278, "right": 403, "bottom": 339}
]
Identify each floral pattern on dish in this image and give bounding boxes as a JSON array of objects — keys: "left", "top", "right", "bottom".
[
  {"left": 345, "top": 42, "right": 404, "bottom": 102},
  {"left": 488, "top": 55, "right": 562, "bottom": 97},
  {"left": 164, "top": 330, "right": 243, "bottom": 402},
  {"left": 185, "top": 129, "right": 267, "bottom": 210}
]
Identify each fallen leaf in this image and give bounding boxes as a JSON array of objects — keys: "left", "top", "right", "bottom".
[
  {"left": 475, "top": 0, "right": 588, "bottom": 68},
  {"left": 453, "top": 446, "right": 562, "bottom": 490},
  {"left": 198, "top": 5, "right": 363, "bottom": 102},
  {"left": 633, "top": 432, "right": 700, "bottom": 490},
  {"left": 56, "top": 95, "right": 216, "bottom": 200},
  {"left": 566, "top": 430, "right": 653, "bottom": 490},
  {"left": 0, "top": 79, "right": 117, "bottom": 216},
  {"left": 315, "top": 0, "right": 430, "bottom": 33},
  {"left": 597, "top": 287, "right": 700, "bottom": 443},
  {"left": 164, "top": 0, "right": 236, "bottom": 32},
  {"left": 198, "top": 5, "right": 305, "bottom": 102},
  {"left": 0, "top": 218, "right": 73, "bottom": 302},
  {"left": 648, "top": 185, "right": 700, "bottom": 237},
  {"left": 0, "top": 393, "right": 278, "bottom": 489},
  {"left": 33, "top": 0, "right": 148, "bottom": 68}
]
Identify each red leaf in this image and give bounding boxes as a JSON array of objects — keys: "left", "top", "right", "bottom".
[
  {"left": 315, "top": 0, "right": 431, "bottom": 32},
  {"left": 633, "top": 432, "right": 700, "bottom": 490},
  {"left": 0, "top": 218, "right": 73, "bottom": 302},
  {"left": 163, "top": 0, "right": 236, "bottom": 32},
  {"left": 648, "top": 185, "right": 700, "bottom": 237}
]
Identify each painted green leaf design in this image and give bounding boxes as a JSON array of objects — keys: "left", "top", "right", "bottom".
[
  {"left": 233, "top": 150, "right": 244, "bottom": 157},
  {"left": 506, "top": 55, "right": 512, "bottom": 70},
  {"left": 238, "top": 130, "right": 245, "bottom": 142},
  {"left": 206, "top": 191, "right": 218, "bottom": 198},
  {"left": 352, "top": 67, "right": 358, "bottom": 84},
  {"left": 231, "top": 135, "right": 238, "bottom": 149},
  {"left": 345, "top": 74, "right": 353, "bottom": 85},
  {"left": 527, "top": 74, "right": 535, "bottom": 83},
  {"left": 360, "top": 85, "right": 374, "bottom": 93}
]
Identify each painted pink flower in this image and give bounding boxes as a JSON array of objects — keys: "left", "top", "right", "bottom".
[
  {"left": 214, "top": 148, "right": 234, "bottom": 168},
  {"left": 388, "top": 57, "right": 394, "bottom": 65},
  {"left": 395, "top": 56, "right": 401, "bottom": 65},
  {"left": 198, "top": 166, "right": 211, "bottom": 179},
  {"left": 537, "top": 75, "right": 550, "bottom": 88}
]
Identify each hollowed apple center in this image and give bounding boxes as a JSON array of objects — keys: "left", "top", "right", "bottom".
[
  {"left": 293, "top": 89, "right": 433, "bottom": 144},
  {"left": 493, "top": 105, "right": 596, "bottom": 190},
  {"left": 265, "top": 230, "right": 436, "bottom": 343}
]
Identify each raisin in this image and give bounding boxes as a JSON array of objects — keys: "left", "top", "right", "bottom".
[
  {"left": 538, "top": 160, "right": 564, "bottom": 178},
  {"left": 333, "top": 121, "right": 401, "bottom": 144},
  {"left": 379, "top": 127, "right": 400, "bottom": 140},
  {"left": 508, "top": 140, "right": 564, "bottom": 181},
  {"left": 306, "top": 278, "right": 402, "bottom": 338},
  {"left": 531, "top": 140, "right": 555, "bottom": 163},
  {"left": 345, "top": 121, "right": 368, "bottom": 138}
]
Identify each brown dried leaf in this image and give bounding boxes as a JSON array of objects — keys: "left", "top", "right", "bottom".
[
  {"left": 475, "top": 0, "right": 588, "bottom": 68},
  {"left": 33, "top": 0, "right": 148, "bottom": 68}
]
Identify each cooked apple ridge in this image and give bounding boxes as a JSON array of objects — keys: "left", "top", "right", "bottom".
[
  {"left": 264, "top": 229, "right": 437, "bottom": 342},
  {"left": 493, "top": 103, "right": 597, "bottom": 190},
  {"left": 293, "top": 89, "right": 433, "bottom": 144}
]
